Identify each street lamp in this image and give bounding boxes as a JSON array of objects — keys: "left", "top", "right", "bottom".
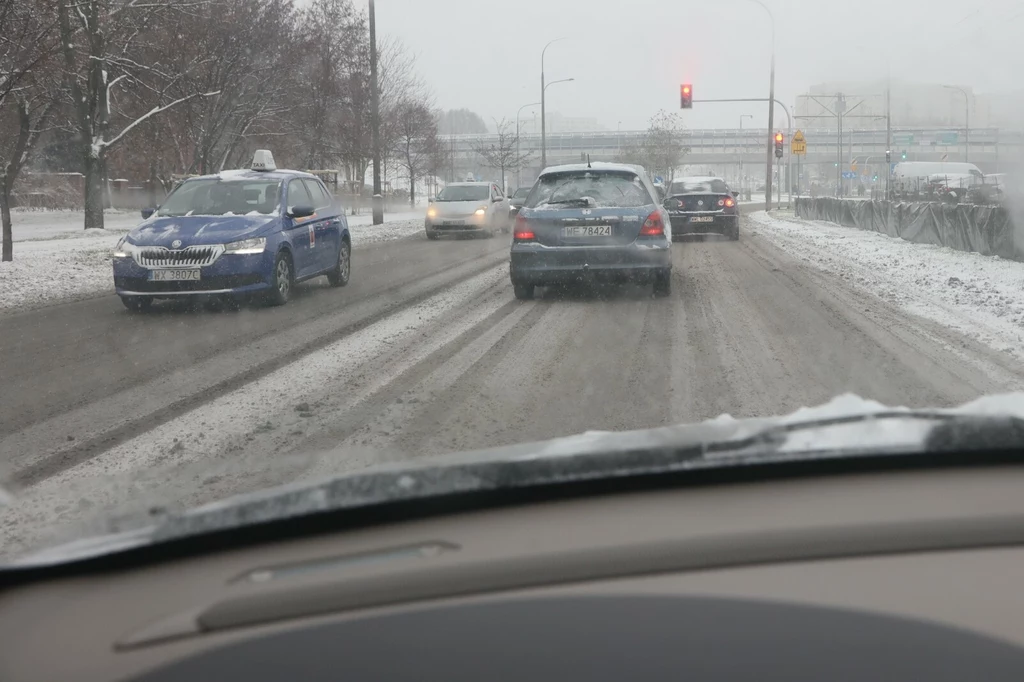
[
  {"left": 541, "top": 37, "right": 569, "bottom": 169},
  {"left": 516, "top": 101, "right": 541, "bottom": 188},
  {"left": 738, "top": 0, "right": 776, "bottom": 211},
  {"left": 739, "top": 114, "right": 753, "bottom": 196},
  {"left": 943, "top": 85, "right": 970, "bottom": 162},
  {"left": 542, "top": 77, "right": 574, "bottom": 168}
]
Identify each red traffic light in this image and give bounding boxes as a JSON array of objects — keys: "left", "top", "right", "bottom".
[
  {"left": 682, "top": 85, "right": 691, "bottom": 95},
  {"left": 680, "top": 84, "right": 693, "bottom": 109},
  {"left": 774, "top": 132, "right": 784, "bottom": 144}
]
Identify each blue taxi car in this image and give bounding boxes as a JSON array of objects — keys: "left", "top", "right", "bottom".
[{"left": 112, "top": 150, "right": 350, "bottom": 311}]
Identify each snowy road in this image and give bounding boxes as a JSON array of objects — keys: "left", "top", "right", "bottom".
[{"left": 3, "top": 213, "right": 1024, "bottom": 556}]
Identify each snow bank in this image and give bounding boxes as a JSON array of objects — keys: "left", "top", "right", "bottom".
[{"left": 748, "top": 210, "right": 1024, "bottom": 357}]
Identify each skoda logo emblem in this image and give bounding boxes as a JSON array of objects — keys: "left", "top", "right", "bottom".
[
  {"left": 697, "top": 200, "right": 704, "bottom": 206},
  {"left": 171, "top": 240, "right": 182, "bottom": 249}
]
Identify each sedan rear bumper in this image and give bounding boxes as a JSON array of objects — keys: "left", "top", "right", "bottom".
[
  {"left": 510, "top": 242, "right": 671, "bottom": 285},
  {"left": 670, "top": 213, "right": 738, "bottom": 237}
]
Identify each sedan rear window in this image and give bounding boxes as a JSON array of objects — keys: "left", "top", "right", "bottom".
[
  {"left": 670, "top": 179, "right": 731, "bottom": 195},
  {"left": 526, "top": 171, "right": 654, "bottom": 209},
  {"left": 437, "top": 185, "right": 489, "bottom": 201}
]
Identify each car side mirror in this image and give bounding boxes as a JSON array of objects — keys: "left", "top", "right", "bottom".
[
  {"left": 731, "top": 191, "right": 740, "bottom": 198},
  {"left": 288, "top": 205, "right": 316, "bottom": 219},
  {"left": 141, "top": 208, "right": 155, "bottom": 219}
]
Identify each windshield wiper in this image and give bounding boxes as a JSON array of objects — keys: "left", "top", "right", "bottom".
[{"left": 541, "top": 198, "right": 592, "bottom": 207}]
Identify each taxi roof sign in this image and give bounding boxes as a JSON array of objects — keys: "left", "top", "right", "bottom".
[{"left": 251, "top": 149, "right": 277, "bottom": 172}]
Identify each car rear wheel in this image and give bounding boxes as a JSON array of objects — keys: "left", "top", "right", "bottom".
[
  {"left": 513, "top": 282, "right": 535, "bottom": 300},
  {"left": 266, "top": 251, "right": 293, "bottom": 306},
  {"left": 729, "top": 222, "right": 740, "bottom": 241},
  {"left": 653, "top": 270, "right": 672, "bottom": 297},
  {"left": 120, "top": 295, "right": 153, "bottom": 313},
  {"left": 327, "top": 239, "right": 351, "bottom": 287}
]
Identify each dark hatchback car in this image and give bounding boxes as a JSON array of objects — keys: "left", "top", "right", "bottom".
[
  {"left": 665, "top": 176, "right": 740, "bottom": 240},
  {"left": 509, "top": 163, "right": 672, "bottom": 300},
  {"left": 508, "top": 187, "right": 531, "bottom": 218}
]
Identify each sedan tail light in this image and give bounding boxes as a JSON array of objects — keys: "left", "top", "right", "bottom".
[
  {"left": 724, "top": 197, "right": 736, "bottom": 208},
  {"left": 639, "top": 211, "right": 665, "bottom": 236},
  {"left": 514, "top": 214, "right": 536, "bottom": 241}
]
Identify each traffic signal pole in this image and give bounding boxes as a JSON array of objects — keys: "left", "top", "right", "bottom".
[{"left": 692, "top": 97, "right": 792, "bottom": 208}]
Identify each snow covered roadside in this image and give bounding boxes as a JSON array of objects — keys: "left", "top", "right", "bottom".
[
  {"left": 0, "top": 210, "right": 427, "bottom": 314},
  {"left": 748, "top": 210, "right": 1024, "bottom": 357}
]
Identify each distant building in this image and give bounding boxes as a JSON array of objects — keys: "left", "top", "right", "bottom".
[{"left": 794, "top": 80, "right": 1006, "bottom": 130}]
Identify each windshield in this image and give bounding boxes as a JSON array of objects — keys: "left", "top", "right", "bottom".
[
  {"left": 670, "top": 179, "right": 731, "bottom": 195},
  {"left": 526, "top": 171, "right": 653, "bottom": 208},
  {"left": 158, "top": 179, "right": 282, "bottom": 216},
  {"left": 3, "top": 0, "right": 1024, "bottom": 568},
  {"left": 436, "top": 185, "right": 489, "bottom": 201}
]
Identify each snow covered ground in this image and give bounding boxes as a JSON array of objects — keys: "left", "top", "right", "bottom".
[
  {"left": 748, "top": 210, "right": 1024, "bottom": 358},
  {"left": 0, "top": 209, "right": 426, "bottom": 314}
]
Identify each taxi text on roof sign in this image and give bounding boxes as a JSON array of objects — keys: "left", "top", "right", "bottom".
[{"left": 251, "top": 149, "right": 277, "bottom": 172}]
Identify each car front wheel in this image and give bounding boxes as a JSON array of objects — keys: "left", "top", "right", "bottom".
[
  {"left": 327, "top": 239, "right": 351, "bottom": 287},
  {"left": 266, "top": 251, "right": 293, "bottom": 306}
]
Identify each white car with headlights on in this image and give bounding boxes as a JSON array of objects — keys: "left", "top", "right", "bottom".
[{"left": 425, "top": 182, "right": 510, "bottom": 240}]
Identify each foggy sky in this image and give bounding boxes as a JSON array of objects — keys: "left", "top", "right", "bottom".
[{"left": 370, "top": 0, "right": 1022, "bottom": 131}]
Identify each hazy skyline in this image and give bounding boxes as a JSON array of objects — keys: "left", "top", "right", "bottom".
[{"left": 370, "top": 0, "right": 1023, "bottom": 130}]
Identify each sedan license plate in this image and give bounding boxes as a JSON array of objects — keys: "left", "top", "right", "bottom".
[
  {"left": 562, "top": 224, "right": 612, "bottom": 237},
  {"left": 690, "top": 216, "right": 715, "bottom": 223},
  {"left": 442, "top": 219, "right": 464, "bottom": 226},
  {"left": 150, "top": 269, "right": 201, "bottom": 282}
]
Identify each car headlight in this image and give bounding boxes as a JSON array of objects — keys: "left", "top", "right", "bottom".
[
  {"left": 113, "top": 238, "right": 133, "bottom": 259},
  {"left": 224, "top": 237, "right": 267, "bottom": 254},
  {"left": 427, "top": 207, "right": 437, "bottom": 218},
  {"left": 474, "top": 207, "right": 487, "bottom": 216}
]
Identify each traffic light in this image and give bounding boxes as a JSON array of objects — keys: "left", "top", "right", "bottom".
[
  {"left": 774, "top": 132, "right": 784, "bottom": 158},
  {"left": 901, "top": 150, "right": 907, "bottom": 160},
  {"left": 680, "top": 84, "right": 693, "bottom": 109},
  {"left": 885, "top": 150, "right": 891, "bottom": 164}
]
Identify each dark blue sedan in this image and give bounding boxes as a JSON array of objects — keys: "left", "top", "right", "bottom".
[
  {"left": 509, "top": 162, "right": 672, "bottom": 300},
  {"left": 112, "top": 150, "right": 350, "bottom": 311}
]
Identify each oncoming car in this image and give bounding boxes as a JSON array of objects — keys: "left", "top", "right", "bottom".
[
  {"left": 425, "top": 182, "right": 510, "bottom": 239},
  {"left": 664, "top": 176, "right": 740, "bottom": 240},
  {"left": 509, "top": 162, "right": 672, "bottom": 300},
  {"left": 112, "top": 150, "right": 350, "bottom": 311}
]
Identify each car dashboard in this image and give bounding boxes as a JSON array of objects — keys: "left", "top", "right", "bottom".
[{"left": 4, "top": 463, "right": 1024, "bottom": 680}]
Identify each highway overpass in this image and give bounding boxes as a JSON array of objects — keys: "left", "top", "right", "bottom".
[{"left": 448, "top": 128, "right": 1023, "bottom": 187}]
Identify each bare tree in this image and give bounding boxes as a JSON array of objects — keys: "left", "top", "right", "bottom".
[
  {"left": 0, "top": 0, "right": 56, "bottom": 109},
  {"left": 473, "top": 118, "right": 531, "bottom": 192},
  {"left": 616, "top": 111, "right": 689, "bottom": 183},
  {"left": 0, "top": 0, "right": 58, "bottom": 262},
  {"left": 391, "top": 96, "right": 437, "bottom": 207},
  {"left": 55, "top": 0, "right": 220, "bottom": 229}
]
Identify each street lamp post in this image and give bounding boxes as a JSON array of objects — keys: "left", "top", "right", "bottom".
[
  {"left": 943, "top": 85, "right": 970, "bottom": 162},
  {"left": 739, "top": 114, "right": 753, "bottom": 197},
  {"left": 541, "top": 38, "right": 568, "bottom": 169},
  {"left": 542, "top": 77, "right": 575, "bottom": 168},
  {"left": 368, "top": 0, "right": 383, "bottom": 224},
  {"left": 516, "top": 101, "right": 541, "bottom": 188},
  {"left": 738, "top": 0, "right": 776, "bottom": 211}
]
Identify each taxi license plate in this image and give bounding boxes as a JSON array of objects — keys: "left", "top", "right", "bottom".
[
  {"left": 690, "top": 216, "right": 715, "bottom": 223},
  {"left": 563, "top": 225, "right": 612, "bottom": 237},
  {"left": 150, "top": 269, "right": 200, "bottom": 282}
]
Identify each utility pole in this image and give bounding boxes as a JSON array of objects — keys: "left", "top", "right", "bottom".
[
  {"left": 540, "top": 38, "right": 567, "bottom": 169},
  {"left": 369, "top": 0, "right": 383, "bottom": 225},
  {"left": 885, "top": 69, "right": 892, "bottom": 199}
]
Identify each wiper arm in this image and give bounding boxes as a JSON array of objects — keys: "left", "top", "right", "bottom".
[{"left": 542, "top": 198, "right": 592, "bottom": 207}]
